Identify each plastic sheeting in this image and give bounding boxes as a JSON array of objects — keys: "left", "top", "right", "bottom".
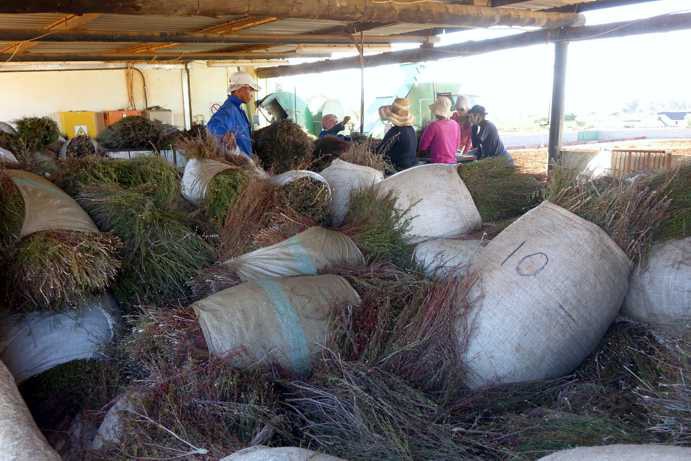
[
  {"left": 193, "top": 275, "right": 360, "bottom": 374},
  {"left": 222, "top": 446, "right": 346, "bottom": 461},
  {"left": 0, "top": 360, "right": 61, "bottom": 460},
  {"left": 375, "top": 164, "right": 481, "bottom": 243},
  {"left": 181, "top": 158, "right": 234, "bottom": 206},
  {"left": 223, "top": 227, "right": 364, "bottom": 281},
  {"left": 414, "top": 238, "right": 483, "bottom": 278},
  {"left": 623, "top": 237, "right": 691, "bottom": 324},
  {"left": 320, "top": 159, "right": 384, "bottom": 226},
  {"left": 462, "top": 202, "right": 632, "bottom": 388},
  {"left": 0, "top": 295, "right": 117, "bottom": 384},
  {"left": 538, "top": 444, "right": 691, "bottom": 461},
  {"left": 6, "top": 169, "right": 98, "bottom": 238}
]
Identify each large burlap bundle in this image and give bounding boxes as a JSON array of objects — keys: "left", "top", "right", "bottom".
[
  {"left": 623, "top": 237, "right": 691, "bottom": 324},
  {"left": 0, "top": 295, "right": 117, "bottom": 384},
  {"left": 0, "top": 360, "right": 61, "bottom": 460},
  {"left": 538, "top": 444, "right": 691, "bottom": 460},
  {"left": 222, "top": 446, "right": 346, "bottom": 461},
  {"left": 223, "top": 227, "right": 364, "bottom": 281},
  {"left": 6, "top": 168, "right": 97, "bottom": 237},
  {"left": 193, "top": 275, "right": 360, "bottom": 374},
  {"left": 320, "top": 159, "right": 384, "bottom": 226},
  {"left": 181, "top": 158, "right": 234, "bottom": 205},
  {"left": 414, "top": 238, "right": 483, "bottom": 278},
  {"left": 461, "top": 202, "right": 632, "bottom": 388},
  {"left": 374, "top": 164, "right": 481, "bottom": 243}
]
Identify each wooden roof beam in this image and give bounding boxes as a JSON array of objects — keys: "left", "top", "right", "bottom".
[
  {"left": 0, "top": 0, "right": 584, "bottom": 29},
  {"left": 0, "top": 29, "right": 435, "bottom": 45},
  {"left": 256, "top": 11, "right": 691, "bottom": 78}
]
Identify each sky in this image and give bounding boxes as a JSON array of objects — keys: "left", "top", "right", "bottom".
[{"left": 268, "top": 0, "right": 691, "bottom": 129}]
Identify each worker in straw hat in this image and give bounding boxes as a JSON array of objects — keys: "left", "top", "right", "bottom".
[
  {"left": 207, "top": 71, "right": 260, "bottom": 157},
  {"left": 376, "top": 97, "right": 417, "bottom": 171},
  {"left": 467, "top": 105, "right": 513, "bottom": 165},
  {"left": 419, "top": 96, "right": 460, "bottom": 164}
]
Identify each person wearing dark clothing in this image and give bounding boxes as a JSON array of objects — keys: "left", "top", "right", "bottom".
[
  {"left": 467, "top": 105, "right": 513, "bottom": 165},
  {"left": 319, "top": 114, "right": 351, "bottom": 138},
  {"left": 377, "top": 97, "right": 417, "bottom": 171}
]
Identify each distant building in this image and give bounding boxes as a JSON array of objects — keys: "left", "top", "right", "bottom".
[{"left": 658, "top": 111, "right": 691, "bottom": 127}]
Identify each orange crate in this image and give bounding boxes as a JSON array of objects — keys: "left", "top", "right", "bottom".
[{"left": 103, "top": 110, "right": 143, "bottom": 126}]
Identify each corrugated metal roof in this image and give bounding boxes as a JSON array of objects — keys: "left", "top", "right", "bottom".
[
  {"left": 237, "top": 18, "right": 347, "bottom": 35},
  {"left": 28, "top": 42, "right": 133, "bottom": 53},
  {"left": 163, "top": 43, "right": 243, "bottom": 53},
  {"left": 85, "top": 14, "right": 234, "bottom": 33},
  {"left": 0, "top": 13, "right": 68, "bottom": 30}
]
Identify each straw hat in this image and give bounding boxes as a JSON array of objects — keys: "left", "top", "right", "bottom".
[
  {"left": 429, "top": 96, "right": 453, "bottom": 119},
  {"left": 379, "top": 97, "right": 415, "bottom": 127}
]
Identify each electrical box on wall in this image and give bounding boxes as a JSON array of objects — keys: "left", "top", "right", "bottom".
[{"left": 58, "top": 111, "right": 105, "bottom": 138}]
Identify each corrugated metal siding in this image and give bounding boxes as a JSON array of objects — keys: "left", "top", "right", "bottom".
[
  {"left": 0, "top": 13, "right": 68, "bottom": 30},
  {"left": 84, "top": 14, "right": 233, "bottom": 33},
  {"left": 238, "top": 18, "right": 346, "bottom": 35}
]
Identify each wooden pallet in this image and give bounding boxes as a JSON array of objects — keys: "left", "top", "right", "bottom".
[{"left": 611, "top": 149, "right": 672, "bottom": 176}]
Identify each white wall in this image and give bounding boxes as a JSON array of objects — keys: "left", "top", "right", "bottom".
[{"left": 0, "top": 63, "right": 256, "bottom": 131}]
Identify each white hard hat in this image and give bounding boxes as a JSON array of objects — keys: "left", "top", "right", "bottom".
[{"left": 228, "top": 71, "right": 260, "bottom": 94}]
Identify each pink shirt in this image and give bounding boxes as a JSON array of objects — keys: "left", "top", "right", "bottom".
[{"left": 419, "top": 119, "right": 460, "bottom": 164}]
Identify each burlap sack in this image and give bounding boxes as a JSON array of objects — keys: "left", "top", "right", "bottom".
[
  {"left": 320, "top": 159, "right": 383, "bottom": 226},
  {"left": 193, "top": 275, "right": 360, "bottom": 374},
  {"left": 375, "top": 164, "right": 482, "bottom": 243},
  {"left": 538, "top": 444, "right": 691, "bottom": 461},
  {"left": 6, "top": 168, "right": 97, "bottom": 237},
  {"left": 223, "top": 227, "right": 364, "bottom": 281},
  {"left": 222, "top": 446, "right": 346, "bottom": 461},
  {"left": 462, "top": 202, "right": 632, "bottom": 388},
  {"left": 0, "top": 360, "right": 61, "bottom": 460}
]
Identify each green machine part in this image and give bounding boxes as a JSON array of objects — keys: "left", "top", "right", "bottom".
[{"left": 259, "top": 91, "right": 316, "bottom": 135}]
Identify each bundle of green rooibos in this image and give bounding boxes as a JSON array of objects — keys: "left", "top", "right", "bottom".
[
  {"left": 643, "top": 164, "right": 690, "bottom": 240},
  {"left": 56, "top": 155, "right": 179, "bottom": 207},
  {"left": 97, "top": 116, "right": 171, "bottom": 151},
  {"left": 253, "top": 120, "right": 314, "bottom": 174},
  {"left": 277, "top": 176, "right": 331, "bottom": 224},
  {"left": 15, "top": 116, "right": 60, "bottom": 152},
  {"left": 312, "top": 135, "right": 351, "bottom": 171},
  {"left": 340, "top": 137, "right": 391, "bottom": 173},
  {"left": 0, "top": 173, "right": 122, "bottom": 310},
  {"left": 178, "top": 134, "right": 254, "bottom": 228},
  {"left": 458, "top": 156, "right": 543, "bottom": 222},
  {"left": 219, "top": 178, "right": 324, "bottom": 259},
  {"left": 546, "top": 166, "right": 673, "bottom": 263},
  {"left": 78, "top": 184, "right": 213, "bottom": 307},
  {"left": 340, "top": 185, "right": 414, "bottom": 268},
  {"left": 64, "top": 135, "right": 98, "bottom": 158}
]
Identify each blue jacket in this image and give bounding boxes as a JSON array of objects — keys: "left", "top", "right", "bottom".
[{"left": 207, "top": 95, "right": 252, "bottom": 156}]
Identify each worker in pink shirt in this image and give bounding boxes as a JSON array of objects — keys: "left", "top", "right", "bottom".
[{"left": 419, "top": 96, "right": 460, "bottom": 164}]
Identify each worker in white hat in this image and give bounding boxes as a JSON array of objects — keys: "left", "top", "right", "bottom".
[{"left": 207, "top": 71, "right": 260, "bottom": 157}]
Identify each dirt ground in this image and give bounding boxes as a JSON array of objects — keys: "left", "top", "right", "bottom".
[{"left": 512, "top": 139, "right": 691, "bottom": 175}]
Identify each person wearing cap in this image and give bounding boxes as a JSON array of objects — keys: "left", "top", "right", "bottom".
[
  {"left": 451, "top": 96, "right": 473, "bottom": 154},
  {"left": 419, "top": 96, "right": 460, "bottom": 164},
  {"left": 467, "top": 105, "right": 513, "bottom": 164},
  {"left": 319, "top": 114, "right": 351, "bottom": 138},
  {"left": 207, "top": 71, "right": 259, "bottom": 157},
  {"left": 376, "top": 97, "right": 417, "bottom": 171}
]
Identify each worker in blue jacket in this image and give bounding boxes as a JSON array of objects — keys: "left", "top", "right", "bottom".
[{"left": 207, "top": 71, "right": 259, "bottom": 157}]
